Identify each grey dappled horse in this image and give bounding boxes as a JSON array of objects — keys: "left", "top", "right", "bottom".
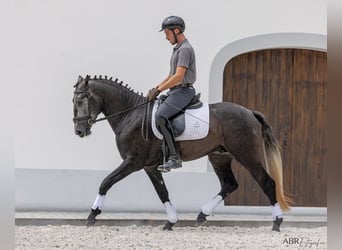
[{"left": 72, "top": 75, "right": 291, "bottom": 231}]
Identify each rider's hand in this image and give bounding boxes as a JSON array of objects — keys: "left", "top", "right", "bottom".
[{"left": 146, "top": 88, "right": 161, "bottom": 101}]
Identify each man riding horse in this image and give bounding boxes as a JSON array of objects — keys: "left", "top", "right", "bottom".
[
  {"left": 73, "top": 16, "right": 291, "bottom": 232},
  {"left": 147, "top": 16, "right": 197, "bottom": 172}
]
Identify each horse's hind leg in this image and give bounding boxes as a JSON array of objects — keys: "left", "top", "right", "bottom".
[
  {"left": 144, "top": 165, "right": 178, "bottom": 231},
  {"left": 236, "top": 154, "right": 283, "bottom": 231},
  {"left": 196, "top": 152, "right": 238, "bottom": 226}
]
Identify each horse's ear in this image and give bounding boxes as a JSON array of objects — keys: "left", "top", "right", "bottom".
[{"left": 77, "top": 75, "right": 83, "bottom": 83}]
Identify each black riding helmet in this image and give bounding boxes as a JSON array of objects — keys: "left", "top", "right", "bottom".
[{"left": 159, "top": 16, "right": 185, "bottom": 33}]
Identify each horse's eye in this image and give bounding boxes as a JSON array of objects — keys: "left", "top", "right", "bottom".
[
  {"left": 74, "top": 94, "right": 88, "bottom": 103},
  {"left": 78, "top": 93, "right": 87, "bottom": 99}
]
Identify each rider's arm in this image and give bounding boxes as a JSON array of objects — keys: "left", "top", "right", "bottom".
[
  {"left": 157, "top": 66, "right": 187, "bottom": 91},
  {"left": 156, "top": 75, "right": 171, "bottom": 89}
]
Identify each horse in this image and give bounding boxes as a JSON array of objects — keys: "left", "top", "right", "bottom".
[{"left": 72, "top": 75, "right": 292, "bottom": 232}]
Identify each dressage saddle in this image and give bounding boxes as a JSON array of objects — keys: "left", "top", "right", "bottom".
[{"left": 157, "top": 93, "right": 203, "bottom": 137}]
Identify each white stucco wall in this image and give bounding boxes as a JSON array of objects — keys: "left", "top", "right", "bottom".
[
  {"left": 12, "top": 0, "right": 326, "bottom": 212},
  {"left": 13, "top": 0, "right": 326, "bottom": 172}
]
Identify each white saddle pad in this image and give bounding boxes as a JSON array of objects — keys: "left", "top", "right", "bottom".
[{"left": 151, "top": 101, "right": 210, "bottom": 141}]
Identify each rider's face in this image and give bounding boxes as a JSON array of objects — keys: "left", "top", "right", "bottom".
[{"left": 164, "top": 29, "right": 177, "bottom": 45}]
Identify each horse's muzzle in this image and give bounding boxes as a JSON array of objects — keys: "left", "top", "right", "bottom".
[
  {"left": 75, "top": 129, "right": 83, "bottom": 137},
  {"left": 75, "top": 126, "right": 92, "bottom": 137}
]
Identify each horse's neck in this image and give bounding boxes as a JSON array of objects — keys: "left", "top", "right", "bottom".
[
  {"left": 93, "top": 81, "right": 144, "bottom": 132},
  {"left": 102, "top": 88, "right": 142, "bottom": 114}
]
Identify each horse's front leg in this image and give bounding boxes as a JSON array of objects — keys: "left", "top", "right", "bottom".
[
  {"left": 86, "top": 157, "right": 142, "bottom": 226},
  {"left": 144, "top": 165, "right": 178, "bottom": 231}
]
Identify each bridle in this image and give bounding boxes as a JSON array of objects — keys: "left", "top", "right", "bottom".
[
  {"left": 72, "top": 89, "right": 95, "bottom": 125},
  {"left": 73, "top": 88, "right": 151, "bottom": 126}
]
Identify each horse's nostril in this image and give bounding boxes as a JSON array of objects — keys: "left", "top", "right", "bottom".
[{"left": 75, "top": 130, "right": 83, "bottom": 136}]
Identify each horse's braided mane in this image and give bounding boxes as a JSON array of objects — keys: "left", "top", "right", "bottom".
[{"left": 86, "top": 74, "right": 144, "bottom": 97}]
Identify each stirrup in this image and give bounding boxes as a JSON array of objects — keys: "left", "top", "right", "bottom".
[
  {"left": 157, "top": 164, "right": 171, "bottom": 173},
  {"left": 157, "top": 157, "right": 182, "bottom": 172}
]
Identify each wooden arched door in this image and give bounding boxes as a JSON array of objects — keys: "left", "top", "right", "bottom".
[{"left": 223, "top": 49, "right": 327, "bottom": 207}]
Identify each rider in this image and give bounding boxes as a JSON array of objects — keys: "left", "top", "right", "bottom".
[{"left": 147, "top": 16, "right": 196, "bottom": 171}]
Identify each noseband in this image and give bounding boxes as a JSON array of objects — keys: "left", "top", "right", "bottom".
[{"left": 72, "top": 115, "right": 94, "bottom": 125}]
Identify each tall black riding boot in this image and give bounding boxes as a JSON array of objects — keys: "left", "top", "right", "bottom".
[{"left": 157, "top": 117, "right": 182, "bottom": 172}]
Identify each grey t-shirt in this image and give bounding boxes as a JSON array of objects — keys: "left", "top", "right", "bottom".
[{"left": 169, "top": 39, "right": 196, "bottom": 85}]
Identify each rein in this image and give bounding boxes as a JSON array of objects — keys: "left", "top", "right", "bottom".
[
  {"left": 92, "top": 99, "right": 152, "bottom": 141},
  {"left": 73, "top": 88, "right": 151, "bottom": 125},
  {"left": 90, "top": 100, "right": 152, "bottom": 124},
  {"left": 73, "top": 84, "right": 152, "bottom": 140}
]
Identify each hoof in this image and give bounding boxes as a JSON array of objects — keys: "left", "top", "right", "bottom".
[
  {"left": 86, "top": 218, "right": 96, "bottom": 226},
  {"left": 272, "top": 216, "right": 283, "bottom": 232},
  {"left": 196, "top": 211, "right": 208, "bottom": 226},
  {"left": 163, "top": 221, "right": 175, "bottom": 231},
  {"left": 86, "top": 208, "right": 101, "bottom": 226}
]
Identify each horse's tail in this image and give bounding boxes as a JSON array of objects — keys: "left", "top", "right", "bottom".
[{"left": 253, "top": 111, "right": 292, "bottom": 211}]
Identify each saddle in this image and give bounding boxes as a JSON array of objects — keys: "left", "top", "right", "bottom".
[{"left": 157, "top": 93, "right": 203, "bottom": 137}]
